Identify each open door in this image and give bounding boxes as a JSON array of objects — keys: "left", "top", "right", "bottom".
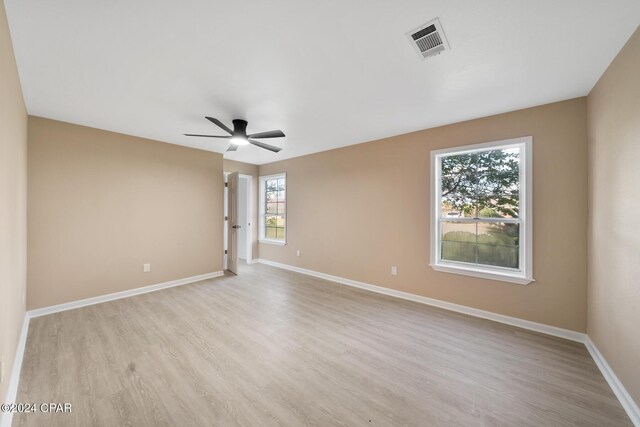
[{"left": 227, "top": 172, "right": 240, "bottom": 274}]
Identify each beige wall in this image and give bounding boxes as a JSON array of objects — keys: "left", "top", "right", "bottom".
[
  {"left": 259, "top": 98, "right": 588, "bottom": 332},
  {"left": 587, "top": 27, "right": 640, "bottom": 404},
  {"left": 28, "top": 117, "right": 224, "bottom": 309},
  {"left": 223, "top": 159, "right": 259, "bottom": 261},
  {"left": 0, "top": 0, "right": 27, "bottom": 405}
]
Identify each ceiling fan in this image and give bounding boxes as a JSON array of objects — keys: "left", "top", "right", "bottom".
[{"left": 184, "top": 117, "right": 284, "bottom": 152}]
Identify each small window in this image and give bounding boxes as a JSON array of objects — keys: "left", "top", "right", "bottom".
[
  {"left": 430, "top": 137, "right": 533, "bottom": 285},
  {"left": 259, "top": 173, "right": 286, "bottom": 245}
]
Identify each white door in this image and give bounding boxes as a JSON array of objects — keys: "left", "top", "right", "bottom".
[{"left": 227, "top": 172, "right": 240, "bottom": 274}]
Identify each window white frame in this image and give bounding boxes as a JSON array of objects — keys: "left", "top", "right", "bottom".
[
  {"left": 430, "top": 136, "right": 533, "bottom": 285},
  {"left": 259, "top": 173, "right": 287, "bottom": 246}
]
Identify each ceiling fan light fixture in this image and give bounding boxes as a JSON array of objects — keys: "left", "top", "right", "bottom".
[
  {"left": 185, "top": 117, "right": 284, "bottom": 153},
  {"left": 230, "top": 136, "right": 249, "bottom": 146}
]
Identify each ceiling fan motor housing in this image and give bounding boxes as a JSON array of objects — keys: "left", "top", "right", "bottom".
[{"left": 232, "top": 119, "right": 248, "bottom": 137}]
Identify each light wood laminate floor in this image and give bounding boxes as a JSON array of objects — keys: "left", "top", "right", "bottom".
[{"left": 15, "top": 262, "right": 631, "bottom": 426}]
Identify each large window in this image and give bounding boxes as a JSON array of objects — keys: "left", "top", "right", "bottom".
[
  {"left": 259, "top": 173, "right": 286, "bottom": 245},
  {"left": 430, "top": 137, "right": 533, "bottom": 285}
]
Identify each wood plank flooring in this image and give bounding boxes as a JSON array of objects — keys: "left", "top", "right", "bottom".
[{"left": 14, "top": 262, "right": 631, "bottom": 426}]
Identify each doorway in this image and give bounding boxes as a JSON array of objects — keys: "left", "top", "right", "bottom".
[{"left": 224, "top": 172, "right": 253, "bottom": 273}]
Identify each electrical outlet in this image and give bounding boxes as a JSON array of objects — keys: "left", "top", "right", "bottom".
[
  {"left": 391, "top": 266, "right": 398, "bottom": 276},
  {"left": 296, "top": 249, "right": 301, "bottom": 257},
  {"left": 143, "top": 263, "right": 151, "bottom": 273}
]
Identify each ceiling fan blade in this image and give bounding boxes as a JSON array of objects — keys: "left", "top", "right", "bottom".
[
  {"left": 247, "top": 130, "right": 285, "bottom": 139},
  {"left": 227, "top": 144, "right": 239, "bottom": 152},
  {"left": 184, "top": 134, "right": 231, "bottom": 138},
  {"left": 249, "top": 139, "right": 282, "bottom": 153},
  {"left": 205, "top": 117, "right": 234, "bottom": 135}
]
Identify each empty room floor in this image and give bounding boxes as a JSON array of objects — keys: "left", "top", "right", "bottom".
[{"left": 15, "top": 263, "right": 631, "bottom": 426}]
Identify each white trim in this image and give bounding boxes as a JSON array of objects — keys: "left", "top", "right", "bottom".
[
  {"left": 255, "top": 259, "right": 639, "bottom": 422},
  {"left": 1, "top": 314, "right": 30, "bottom": 427},
  {"left": 585, "top": 336, "right": 640, "bottom": 426},
  {"left": 256, "top": 259, "right": 584, "bottom": 342},
  {"left": 29, "top": 271, "right": 224, "bottom": 318},
  {"left": 259, "top": 239, "right": 286, "bottom": 246},
  {"left": 430, "top": 263, "right": 534, "bottom": 285},
  {"left": 1, "top": 271, "right": 225, "bottom": 427},
  {"left": 430, "top": 136, "right": 534, "bottom": 285},
  {"left": 4, "top": 264, "right": 638, "bottom": 426}
]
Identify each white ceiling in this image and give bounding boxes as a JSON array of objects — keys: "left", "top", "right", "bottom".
[{"left": 5, "top": 1, "right": 640, "bottom": 165}]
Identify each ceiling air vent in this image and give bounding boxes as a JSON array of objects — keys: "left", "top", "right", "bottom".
[{"left": 407, "top": 18, "right": 450, "bottom": 60}]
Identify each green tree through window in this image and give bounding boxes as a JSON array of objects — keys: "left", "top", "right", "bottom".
[
  {"left": 262, "top": 175, "right": 286, "bottom": 241},
  {"left": 440, "top": 147, "right": 521, "bottom": 269},
  {"left": 441, "top": 148, "right": 520, "bottom": 218}
]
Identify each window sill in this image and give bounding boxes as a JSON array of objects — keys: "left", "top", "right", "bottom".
[
  {"left": 259, "top": 239, "right": 286, "bottom": 246},
  {"left": 430, "top": 263, "right": 534, "bottom": 285}
]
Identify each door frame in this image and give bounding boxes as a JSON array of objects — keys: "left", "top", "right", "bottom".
[
  {"left": 223, "top": 172, "right": 253, "bottom": 270},
  {"left": 238, "top": 174, "right": 253, "bottom": 264},
  {"left": 224, "top": 172, "right": 228, "bottom": 270}
]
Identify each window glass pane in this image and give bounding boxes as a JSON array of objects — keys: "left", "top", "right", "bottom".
[
  {"left": 477, "top": 244, "right": 519, "bottom": 269},
  {"left": 266, "top": 192, "right": 276, "bottom": 203},
  {"left": 441, "top": 221, "right": 477, "bottom": 263},
  {"left": 265, "top": 215, "right": 279, "bottom": 229},
  {"left": 441, "top": 147, "right": 520, "bottom": 220},
  {"left": 277, "top": 202, "right": 286, "bottom": 215},
  {"left": 264, "top": 214, "right": 285, "bottom": 241},
  {"left": 265, "top": 227, "right": 277, "bottom": 239},
  {"left": 477, "top": 194, "right": 519, "bottom": 219},
  {"left": 266, "top": 179, "right": 278, "bottom": 202},
  {"left": 266, "top": 203, "right": 278, "bottom": 214},
  {"left": 477, "top": 222, "right": 519, "bottom": 246},
  {"left": 441, "top": 241, "right": 476, "bottom": 264},
  {"left": 440, "top": 221, "right": 520, "bottom": 269},
  {"left": 441, "top": 195, "right": 473, "bottom": 218},
  {"left": 441, "top": 221, "right": 476, "bottom": 243},
  {"left": 476, "top": 222, "right": 519, "bottom": 269}
]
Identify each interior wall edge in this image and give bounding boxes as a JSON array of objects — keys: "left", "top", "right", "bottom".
[
  {"left": 585, "top": 336, "right": 640, "bottom": 426},
  {"left": 586, "top": 25, "right": 640, "bottom": 409},
  {"left": 0, "top": 314, "right": 29, "bottom": 427},
  {"left": 0, "top": 0, "right": 28, "bottom": 410}
]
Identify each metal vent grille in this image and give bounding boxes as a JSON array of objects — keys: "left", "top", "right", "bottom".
[{"left": 407, "top": 18, "right": 450, "bottom": 60}]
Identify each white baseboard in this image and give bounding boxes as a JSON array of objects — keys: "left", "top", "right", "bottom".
[
  {"left": 585, "top": 336, "right": 640, "bottom": 426},
  {"left": 256, "top": 259, "right": 585, "bottom": 342},
  {"left": 28, "top": 271, "right": 224, "bottom": 318},
  {"left": 1, "top": 314, "right": 30, "bottom": 427},
  {"left": 1, "top": 271, "right": 225, "bottom": 427},
  {"left": 256, "top": 258, "right": 640, "bottom": 424},
  {"left": 5, "top": 263, "right": 638, "bottom": 426}
]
